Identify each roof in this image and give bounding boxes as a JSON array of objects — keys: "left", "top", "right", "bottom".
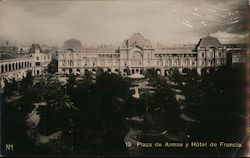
[
  {"left": 196, "top": 35, "right": 222, "bottom": 49},
  {"left": 154, "top": 47, "right": 195, "bottom": 54},
  {"left": 0, "top": 53, "right": 32, "bottom": 62},
  {"left": 62, "top": 39, "right": 83, "bottom": 50},
  {"left": 0, "top": 53, "right": 16, "bottom": 60},
  {"left": 29, "top": 44, "right": 43, "bottom": 53},
  {"left": 85, "top": 47, "right": 117, "bottom": 53},
  {"left": 122, "top": 33, "right": 152, "bottom": 49}
]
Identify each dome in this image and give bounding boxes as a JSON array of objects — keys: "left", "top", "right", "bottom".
[
  {"left": 62, "top": 39, "right": 83, "bottom": 50},
  {"left": 196, "top": 35, "right": 222, "bottom": 49},
  {"left": 122, "top": 33, "right": 152, "bottom": 49}
]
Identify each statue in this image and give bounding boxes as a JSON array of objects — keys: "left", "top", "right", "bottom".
[{"left": 132, "top": 87, "right": 140, "bottom": 99}]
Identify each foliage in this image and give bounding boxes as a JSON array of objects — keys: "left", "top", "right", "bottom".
[
  {"left": 60, "top": 71, "right": 131, "bottom": 154},
  {"left": 2, "top": 66, "right": 247, "bottom": 156},
  {"left": 48, "top": 59, "right": 58, "bottom": 74},
  {"left": 19, "top": 70, "right": 34, "bottom": 94}
]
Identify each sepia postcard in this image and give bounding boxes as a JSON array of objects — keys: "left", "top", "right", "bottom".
[{"left": 0, "top": 0, "right": 249, "bottom": 157}]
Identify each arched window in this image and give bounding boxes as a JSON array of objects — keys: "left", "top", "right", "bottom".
[
  {"left": 5, "top": 64, "right": 8, "bottom": 72},
  {"left": 131, "top": 69, "right": 134, "bottom": 74},
  {"left": 1, "top": 65, "right": 4, "bottom": 73},
  {"left": 201, "top": 52, "right": 205, "bottom": 58},
  {"left": 21, "top": 62, "right": 24, "bottom": 68},
  {"left": 9, "top": 64, "right": 11, "bottom": 71},
  {"left": 25, "top": 62, "right": 27, "bottom": 67},
  {"left": 19, "top": 62, "right": 21, "bottom": 69},
  {"left": 12, "top": 63, "right": 15, "bottom": 70},
  {"left": 16, "top": 63, "right": 18, "bottom": 70}
]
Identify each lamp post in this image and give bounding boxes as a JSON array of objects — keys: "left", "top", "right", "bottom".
[{"left": 69, "top": 118, "right": 74, "bottom": 152}]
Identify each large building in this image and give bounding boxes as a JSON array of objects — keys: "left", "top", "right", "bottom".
[
  {"left": 58, "top": 33, "right": 226, "bottom": 76},
  {"left": 0, "top": 44, "right": 52, "bottom": 89}
]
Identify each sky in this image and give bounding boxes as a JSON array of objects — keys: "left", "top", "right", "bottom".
[{"left": 0, "top": 0, "right": 248, "bottom": 47}]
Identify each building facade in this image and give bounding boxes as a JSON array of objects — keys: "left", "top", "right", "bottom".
[
  {"left": 0, "top": 44, "right": 52, "bottom": 89},
  {"left": 58, "top": 33, "right": 226, "bottom": 76},
  {"left": 225, "top": 44, "right": 247, "bottom": 68},
  {"left": 30, "top": 44, "right": 52, "bottom": 76}
]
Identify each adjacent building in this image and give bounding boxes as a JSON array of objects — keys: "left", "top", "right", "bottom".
[
  {"left": 30, "top": 44, "right": 52, "bottom": 76},
  {"left": 0, "top": 44, "right": 52, "bottom": 89},
  {"left": 225, "top": 44, "right": 247, "bottom": 68}
]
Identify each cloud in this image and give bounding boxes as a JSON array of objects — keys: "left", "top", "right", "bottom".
[
  {"left": 0, "top": 0, "right": 248, "bottom": 46},
  {"left": 211, "top": 31, "right": 248, "bottom": 44}
]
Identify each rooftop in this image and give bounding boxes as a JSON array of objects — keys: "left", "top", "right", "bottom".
[
  {"left": 196, "top": 35, "right": 222, "bottom": 49},
  {"left": 29, "top": 44, "right": 43, "bottom": 53},
  {"left": 85, "top": 47, "right": 117, "bottom": 53},
  {"left": 0, "top": 53, "right": 16, "bottom": 60},
  {"left": 62, "top": 39, "right": 83, "bottom": 50},
  {"left": 0, "top": 53, "right": 31, "bottom": 61},
  {"left": 121, "top": 33, "right": 152, "bottom": 49}
]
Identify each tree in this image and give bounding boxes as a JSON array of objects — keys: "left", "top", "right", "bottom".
[
  {"left": 48, "top": 59, "right": 58, "bottom": 74},
  {"left": 67, "top": 72, "right": 129, "bottom": 154},
  {"left": 82, "top": 70, "right": 93, "bottom": 85},
  {"left": 168, "top": 68, "right": 185, "bottom": 88},
  {"left": 144, "top": 68, "right": 184, "bottom": 131},
  {"left": 184, "top": 66, "right": 247, "bottom": 156},
  {"left": 19, "top": 70, "right": 34, "bottom": 94},
  {"left": 3, "top": 79, "right": 14, "bottom": 97},
  {"left": 67, "top": 73, "right": 76, "bottom": 92}
]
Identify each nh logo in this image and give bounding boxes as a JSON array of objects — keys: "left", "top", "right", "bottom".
[{"left": 5, "top": 144, "right": 14, "bottom": 151}]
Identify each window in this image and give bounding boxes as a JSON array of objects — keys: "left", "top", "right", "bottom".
[
  {"left": 157, "top": 61, "right": 160, "bottom": 66},
  {"left": 44, "top": 56, "right": 46, "bottom": 60},
  {"left": 182, "top": 60, "right": 187, "bottom": 66},
  {"left": 138, "top": 61, "right": 142, "bottom": 66},
  {"left": 201, "top": 53, "right": 205, "bottom": 58},
  {"left": 192, "top": 61, "right": 195, "bottom": 66},
  {"left": 174, "top": 61, "right": 177, "bottom": 66},
  {"left": 36, "top": 62, "right": 40, "bottom": 66},
  {"left": 37, "top": 57, "right": 39, "bottom": 60}
]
